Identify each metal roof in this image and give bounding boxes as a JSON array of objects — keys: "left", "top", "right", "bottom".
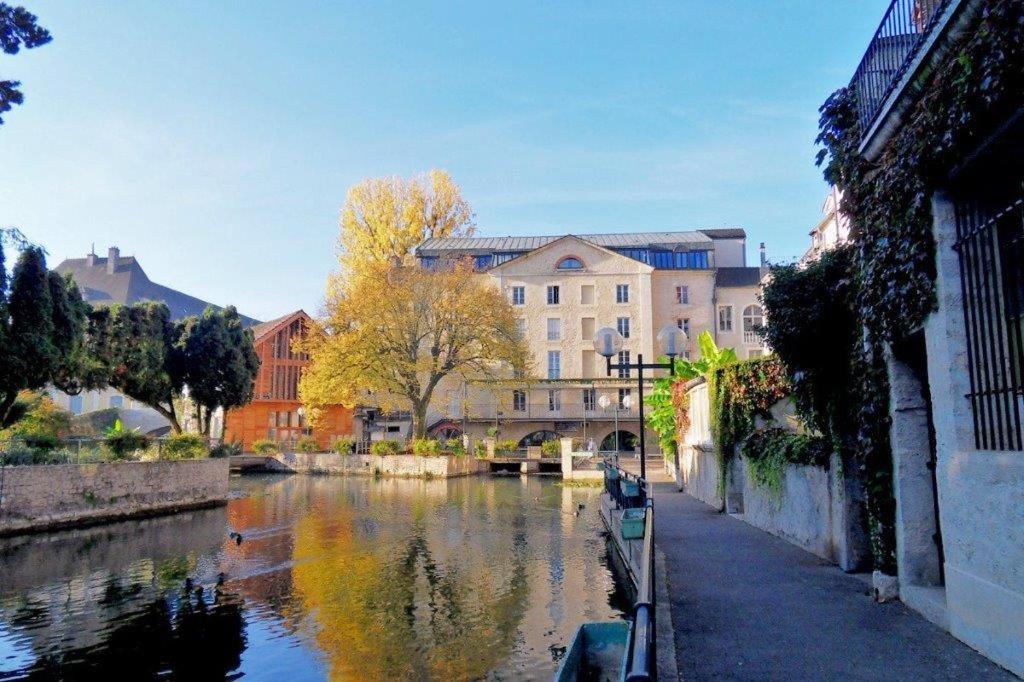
[{"left": 417, "top": 229, "right": 740, "bottom": 255}]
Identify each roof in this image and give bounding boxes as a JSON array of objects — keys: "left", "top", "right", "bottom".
[
  {"left": 699, "top": 228, "right": 747, "bottom": 239},
  {"left": 715, "top": 267, "right": 764, "bottom": 288},
  {"left": 487, "top": 234, "right": 654, "bottom": 273},
  {"left": 416, "top": 229, "right": 741, "bottom": 255},
  {"left": 250, "top": 310, "right": 309, "bottom": 342},
  {"left": 55, "top": 252, "right": 260, "bottom": 325}
]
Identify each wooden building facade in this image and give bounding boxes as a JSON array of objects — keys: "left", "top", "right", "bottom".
[{"left": 225, "top": 310, "right": 353, "bottom": 450}]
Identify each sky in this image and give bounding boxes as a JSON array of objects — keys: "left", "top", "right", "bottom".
[{"left": 1, "top": 1, "right": 887, "bottom": 322}]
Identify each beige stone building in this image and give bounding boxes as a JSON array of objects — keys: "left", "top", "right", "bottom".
[{"left": 416, "top": 229, "right": 766, "bottom": 452}]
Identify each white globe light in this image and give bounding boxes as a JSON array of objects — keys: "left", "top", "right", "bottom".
[
  {"left": 657, "top": 324, "right": 688, "bottom": 358},
  {"left": 598, "top": 394, "right": 611, "bottom": 409},
  {"left": 592, "top": 327, "right": 625, "bottom": 358},
  {"left": 621, "top": 394, "right": 632, "bottom": 409}
]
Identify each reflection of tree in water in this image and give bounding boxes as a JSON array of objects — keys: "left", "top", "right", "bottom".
[
  {"left": 292, "top": 499, "right": 532, "bottom": 680},
  {"left": 21, "top": 587, "right": 246, "bottom": 680}
]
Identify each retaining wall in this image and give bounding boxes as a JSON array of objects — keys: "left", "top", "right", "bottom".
[
  {"left": 271, "top": 452, "right": 485, "bottom": 478},
  {"left": 0, "top": 459, "right": 229, "bottom": 536}
]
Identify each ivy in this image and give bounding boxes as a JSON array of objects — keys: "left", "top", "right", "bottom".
[
  {"left": 711, "top": 357, "right": 790, "bottom": 461},
  {"left": 742, "top": 428, "right": 831, "bottom": 499},
  {"left": 810, "top": 0, "right": 1024, "bottom": 575}
]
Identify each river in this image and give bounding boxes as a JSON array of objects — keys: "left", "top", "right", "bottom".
[{"left": 0, "top": 474, "right": 629, "bottom": 680}]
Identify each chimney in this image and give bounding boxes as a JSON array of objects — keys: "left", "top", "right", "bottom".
[
  {"left": 759, "top": 242, "right": 767, "bottom": 267},
  {"left": 85, "top": 244, "right": 96, "bottom": 268},
  {"left": 107, "top": 246, "right": 120, "bottom": 274}
]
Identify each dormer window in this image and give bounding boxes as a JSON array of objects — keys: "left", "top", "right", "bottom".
[{"left": 556, "top": 257, "right": 584, "bottom": 270}]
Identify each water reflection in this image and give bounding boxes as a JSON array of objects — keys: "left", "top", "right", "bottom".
[{"left": 0, "top": 475, "right": 627, "bottom": 680}]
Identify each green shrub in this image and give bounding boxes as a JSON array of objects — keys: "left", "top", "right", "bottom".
[
  {"left": 411, "top": 438, "right": 441, "bottom": 456},
  {"left": 160, "top": 433, "right": 208, "bottom": 460},
  {"left": 295, "top": 436, "right": 319, "bottom": 453},
  {"left": 252, "top": 439, "right": 279, "bottom": 455},
  {"left": 209, "top": 440, "right": 243, "bottom": 458},
  {"left": 474, "top": 441, "right": 487, "bottom": 458},
  {"left": 446, "top": 439, "right": 466, "bottom": 457},
  {"left": 370, "top": 440, "right": 401, "bottom": 456},
  {"left": 485, "top": 426, "right": 500, "bottom": 438},
  {"left": 495, "top": 439, "right": 519, "bottom": 455},
  {"left": 104, "top": 420, "right": 151, "bottom": 460},
  {"left": 1, "top": 443, "right": 59, "bottom": 465},
  {"left": 540, "top": 440, "right": 561, "bottom": 457},
  {"left": 332, "top": 436, "right": 355, "bottom": 454}
]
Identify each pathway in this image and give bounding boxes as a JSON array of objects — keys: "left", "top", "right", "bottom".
[{"left": 653, "top": 483, "right": 1014, "bottom": 681}]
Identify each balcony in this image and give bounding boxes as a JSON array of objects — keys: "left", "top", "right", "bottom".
[
  {"left": 462, "top": 401, "right": 640, "bottom": 422},
  {"left": 743, "top": 330, "right": 761, "bottom": 346},
  {"left": 851, "top": 0, "right": 951, "bottom": 137}
]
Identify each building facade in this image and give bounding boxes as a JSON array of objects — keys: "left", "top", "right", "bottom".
[
  {"left": 223, "top": 311, "right": 353, "bottom": 450},
  {"left": 416, "top": 230, "right": 766, "bottom": 451},
  {"left": 843, "top": 0, "right": 1023, "bottom": 673}
]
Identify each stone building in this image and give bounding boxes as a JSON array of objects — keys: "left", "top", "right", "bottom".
[
  {"left": 841, "top": 0, "right": 1023, "bottom": 673},
  {"left": 415, "top": 229, "right": 766, "bottom": 451}
]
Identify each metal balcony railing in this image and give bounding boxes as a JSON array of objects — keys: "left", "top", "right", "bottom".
[
  {"left": 850, "top": 0, "right": 950, "bottom": 133},
  {"left": 459, "top": 402, "right": 640, "bottom": 422}
]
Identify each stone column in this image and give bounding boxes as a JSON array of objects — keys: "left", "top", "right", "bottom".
[{"left": 560, "top": 437, "right": 574, "bottom": 479}]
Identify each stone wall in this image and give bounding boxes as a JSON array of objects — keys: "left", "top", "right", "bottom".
[
  {"left": 677, "top": 445, "right": 722, "bottom": 509},
  {"left": 0, "top": 459, "right": 229, "bottom": 536},
  {"left": 271, "top": 452, "right": 485, "bottom": 478},
  {"left": 732, "top": 454, "right": 870, "bottom": 572}
]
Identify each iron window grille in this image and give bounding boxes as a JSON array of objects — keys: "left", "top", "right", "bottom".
[{"left": 953, "top": 175, "right": 1024, "bottom": 451}]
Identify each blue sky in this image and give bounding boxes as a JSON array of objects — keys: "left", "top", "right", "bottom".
[{"left": 1, "top": 2, "right": 885, "bottom": 321}]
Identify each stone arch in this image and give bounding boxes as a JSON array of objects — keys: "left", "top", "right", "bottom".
[
  {"left": 517, "top": 430, "right": 562, "bottom": 447},
  {"left": 599, "top": 430, "right": 639, "bottom": 453}
]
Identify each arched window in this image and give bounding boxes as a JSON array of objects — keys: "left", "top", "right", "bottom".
[
  {"left": 556, "top": 257, "right": 584, "bottom": 270},
  {"left": 742, "top": 305, "right": 764, "bottom": 331}
]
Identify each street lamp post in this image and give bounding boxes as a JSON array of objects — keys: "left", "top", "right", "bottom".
[{"left": 592, "top": 324, "right": 688, "bottom": 481}]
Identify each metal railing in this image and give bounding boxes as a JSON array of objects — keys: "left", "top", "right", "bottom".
[
  {"left": 626, "top": 502, "right": 656, "bottom": 682},
  {"left": 604, "top": 460, "right": 649, "bottom": 509},
  {"left": 850, "top": 0, "right": 950, "bottom": 133},
  {"left": 461, "top": 401, "right": 641, "bottom": 421}
]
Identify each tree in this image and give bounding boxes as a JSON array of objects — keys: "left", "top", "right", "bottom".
[
  {"left": 0, "top": 241, "right": 91, "bottom": 426},
  {"left": 87, "top": 302, "right": 186, "bottom": 432},
  {"left": 178, "top": 306, "right": 259, "bottom": 436},
  {"left": 1, "top": 3, "right": 52, "bottom": 125},
  {"left": 338, "top": 169, "right": 475, "bottom": 275},
  {"left": 300, "top": 261, "right": 529, "bottom": 438}
]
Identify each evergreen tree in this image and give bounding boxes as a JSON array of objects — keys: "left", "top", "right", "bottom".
[{"left": 0, "top": 3, "right": 52, "bottom": 125}]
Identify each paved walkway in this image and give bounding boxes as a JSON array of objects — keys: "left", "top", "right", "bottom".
[{"left": 653, "top": 483, "right": 1014, "bottom": 681}]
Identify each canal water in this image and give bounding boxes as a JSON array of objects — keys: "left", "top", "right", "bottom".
[{"left": 0, "top": 474, "right": 630, "bottom": 680}]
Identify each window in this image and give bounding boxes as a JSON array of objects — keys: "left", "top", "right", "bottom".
[
  {"left": 582, "top": 350, "right": 596, "bottom": 377},
  {"left": 743, "top": 305, "right": 763, "bottom": 330},
  {"left": 617, "top": 350, "right": 630, "bottom": 378},
  {"left": 581, "top": 317, "right": 595, "bottom": 340},
  {"left": 512, "top": 390, "right": 526, "bottom": 412},
  {"left": 581, "top": 284, "right": 595, "bottom": 305},
  {"left": 109, "top": 395, "right": 124, "bottom": 409},
  {"left": 511, "top": 286, "right": 525, "bottom": 306},
  {"left": 548, "top": 389, "right": 561, "bottom": 411},
  {"left": 548, "top": 351, "right": 561, "bottom": 379},
  {"left": 583, "top": 388, "right": 596, "bottom": 412},
  {"left": 547, "top": 285, "right": 560, "bottom": 305},
  {"left": 515, "top": 318, "right": 527, "bottom": 339},
  {"left": 618, "top": 388, "right": 632, "bottom": 410},
  {"left": 718, "top": 305, "right": 733, "bottom": 333},
  {"left": 954, "top": 171, "right": 1024, "bottom": 450},
  {"left": 616, "top": 284, "right": 629, "bottom": 303},
  {"left": 676, "top": 285, "right": 690, "bottom": 304},
  {"left": 69, "top": 395, "right": 83, "bottom": 415},
  {"left": 547, "top": 318, "right": 561, "bottom": 341},
  {"left": 676, "top": 318, "right": 690, "bottom": 336},
  {"left": 557, "top": 257, "right": 584, "bottom": 270},
  {"left": 617, "top": 317, "right": 631, "bottom": 339},
  {"left": 474, "top": 254, "right": 493, "bottom": 269},
  {"left": 748, "top": 349, "right": 764, "bottom": 359}
]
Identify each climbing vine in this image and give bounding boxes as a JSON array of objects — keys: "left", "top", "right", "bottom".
[
  {"left": 810, "top": 0, "right": 1024, "bottom": 574},
  {"left": 710, "top": 357, "right": 790, "bottom": 481},
  {"left": 742, "top": 428, "right": 831, "bottom": 499}
]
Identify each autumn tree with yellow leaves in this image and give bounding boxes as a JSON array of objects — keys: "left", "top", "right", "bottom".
[{"left": 301, "top": 171, "right": 529, "bottom": 438}]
